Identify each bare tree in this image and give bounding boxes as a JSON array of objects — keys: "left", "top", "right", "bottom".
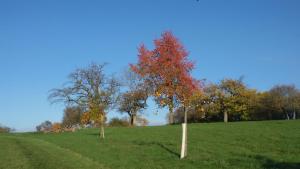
[{"left": 49, "top": 63, "right": 120, "bottom": 140}]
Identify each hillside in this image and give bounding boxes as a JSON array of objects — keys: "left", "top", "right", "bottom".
[{"left": 0, "top": 120, "right": 299, "bottom": 169}]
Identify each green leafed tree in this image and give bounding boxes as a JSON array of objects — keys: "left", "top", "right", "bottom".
[{"left": 218, "top": 78, "right": 253, "bottom": 122}]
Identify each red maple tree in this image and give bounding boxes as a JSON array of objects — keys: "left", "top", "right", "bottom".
[{"left": 131, "top": 31, "right": 200, "bottom": 124}]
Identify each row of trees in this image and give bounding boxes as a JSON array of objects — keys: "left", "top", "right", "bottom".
[
  {"left": 47, "top": 31, "right": 299, "bottom": 159},
  {"left": 36, "top": 105, "right": 149, "bottom": 133},
  {"left": 173, "top": 79, "right": 300, "bottom": 123},
  {"left": 48, "top": 31, "right": 199, "bottom": 159},
  {"left": 48, "top": 32, "right": 199, "bottom": 138}
]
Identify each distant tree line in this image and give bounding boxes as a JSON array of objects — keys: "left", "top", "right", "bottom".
[
  {"left": 0, "top": 124, "right": 13, "bottom": 133},
  {"left": 36, "top": 104, "right": 149, "bottom": 133},
  {"left": 172, "top": 78, "right": 300, "bottom": 123}
]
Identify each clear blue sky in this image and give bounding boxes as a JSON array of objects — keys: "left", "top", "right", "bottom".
[{"left": 0, "top": 0, "right": 299, "bottom": 131}]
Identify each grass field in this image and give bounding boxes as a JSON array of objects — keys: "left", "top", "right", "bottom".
[{"left": 0, "top": 120, "right": 299, "bottom": 169}]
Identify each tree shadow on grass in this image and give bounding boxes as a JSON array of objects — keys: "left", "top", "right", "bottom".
[
  {"left": 253, "top": 155, "right": 300, "bottom": 169},
  {"left": 86, "top": 133, "right": 99, "bottom": 136},
  {"left": 133, "top": 141, "right": 180, "bottom": 158}
]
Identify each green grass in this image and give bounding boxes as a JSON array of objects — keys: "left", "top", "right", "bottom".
[{"left": 0, "top": 120, "right": 299, "bottom": 169}]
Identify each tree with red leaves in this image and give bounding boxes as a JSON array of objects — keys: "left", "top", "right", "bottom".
[
  {"left": 131, "top": 31, "right": 200, "bottom": 123},
  {"left": 131, "top": 31, "right": 200, "bottom": 158}
]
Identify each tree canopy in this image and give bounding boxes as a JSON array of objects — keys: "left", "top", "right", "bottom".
[
  {"left": 49, "top": 63, "right": 120, "bottom": 139},
  {"left": 130, "top": 31, "right": 200, "bottom": 124}
]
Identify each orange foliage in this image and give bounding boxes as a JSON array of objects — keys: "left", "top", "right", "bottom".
[
  {"left": 51, "top": 123, "right": 62, "bottom": 133},
  {"left": 81, "top": 111, "right": 105, "bottom": 126},
  {"left": 81, "top": 112, "right": 90, "bottom": 125}
]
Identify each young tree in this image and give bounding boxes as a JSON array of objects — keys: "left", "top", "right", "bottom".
[
  {"left": 131, "top": 31, "right": 199, "bottom": 124},
  {"left": 131, "top": 31, "right": 200, "bottom": 159},
  {"left": 49, "top": 63, "right": 119, "bottom": 140}
]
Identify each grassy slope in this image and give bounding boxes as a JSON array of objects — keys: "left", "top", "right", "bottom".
[
  {"left": 0, "top": 120, "right": 299, "bottom": 169},
  {"left": 0, "top": 135, "right": 106, "bottom": 169}
]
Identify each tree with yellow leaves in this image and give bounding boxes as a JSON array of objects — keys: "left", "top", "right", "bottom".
[{"left": 49, "top": 63, "right": 120, "bottom": 140}]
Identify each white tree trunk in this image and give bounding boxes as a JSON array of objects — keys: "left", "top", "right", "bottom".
[
  {"left": 180, "top": 106, "right": 188, "bottom": 159},
  {"left": 180, "top": 123, "right": 187, "bottom": 159},
  {"left": 293, "top": 111, "right": 296, "bottom": 120},
  {"left": 100, "top": 123, "right": 105, "bottom": 140}
]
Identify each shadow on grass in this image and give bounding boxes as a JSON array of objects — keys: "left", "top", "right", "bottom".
[
  {"left": 134, "top": 141, "right": 180, "bottom": 158},
  {"left": 253, "top": 155, "right": 300, "bottom": 169},
  {"left": 86, "top": 133, "right": 99, "bottom": 136}
]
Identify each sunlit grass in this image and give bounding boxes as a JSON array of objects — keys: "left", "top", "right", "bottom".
[{"left": 0, "top": 120, "right": 299, "bottom": 169}]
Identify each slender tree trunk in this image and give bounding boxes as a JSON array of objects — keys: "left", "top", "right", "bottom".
[
  {"left": 286, "top": 113, "right": 290, "bottom": 120},
  {"left": 184, "top": 106, "right": 187, "bottom": 156},
  {"left": 180, "top": 106, "right": 188, "bottom": 159},
  {"left": 224, "top": 111, "right": 228, "bottom": 123},
  {"left": 293, "top": 111, "right": 296, "bottom": 120},
  {"left": 130, "top": 114, "right": 137, "bottom": 126},
  {"left": 169, "top": 106, "right": 174, "bottom": 124},
  {"left": 99, "top": 122, "right": 105, "bottom": 140}
]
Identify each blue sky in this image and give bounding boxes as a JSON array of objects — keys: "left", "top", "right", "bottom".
[{"left": 0, "top": 0, "right": 299, "bottom": 131}]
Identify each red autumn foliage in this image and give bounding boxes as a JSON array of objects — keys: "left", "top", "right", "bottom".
[{"left": 130, "top": 31, "right": 200, "bottom": 107}]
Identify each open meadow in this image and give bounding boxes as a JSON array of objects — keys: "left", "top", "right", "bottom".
[{"left": 0, "top": 120, "right": 299, "bottom": 169}]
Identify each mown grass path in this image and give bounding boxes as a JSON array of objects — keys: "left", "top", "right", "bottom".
[
  {"left": 0, "top": 120, "right": 299, "bottom": 169},
  {"left": 0, "top": 135, "right": 106, "bottom": 169}
]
